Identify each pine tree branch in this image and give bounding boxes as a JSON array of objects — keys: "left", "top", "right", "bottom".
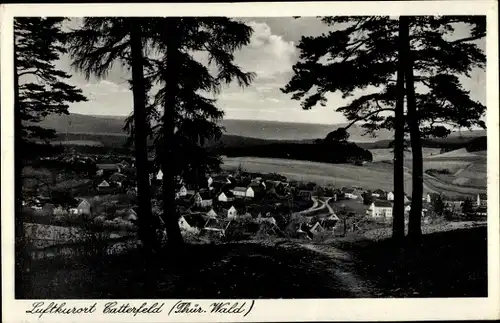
[
  {"left": 345, "top": 107, "right": 394, "bottom": 130},
  {"left": 450, "top": 33, "right": 486, "bottom": 44},
  {"left": 17, "top": 68, "right": 42, "bottom": 78}
]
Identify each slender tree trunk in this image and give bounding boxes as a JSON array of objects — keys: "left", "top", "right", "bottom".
[
  {"left": 162, "top": 18, "right": 184, "bottom": 246},
  {"left": 392, "top": 17, "right": 407, "bottom": 243},
  {"left": 14, "top": 39, "right": 27, "bottom": 299},
  {"left": 401, "top": 16, "right": 423, "bottom": 242},
  {"left": 129, "top": 19, "right": 157, "bottom": 251}
]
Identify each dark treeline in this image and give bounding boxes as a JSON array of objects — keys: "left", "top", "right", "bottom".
[
  {"left": 465, "top": 136, "right": 487, "bottom": 152},
  {"left": 52, "top": 134, "right": 486, "bottom": 162},
  {"left": 219, "top": 141, "right": 373, "bottom": 163},
  {"left": 54, "top": 132, "right": 486, "bottom": 153}
]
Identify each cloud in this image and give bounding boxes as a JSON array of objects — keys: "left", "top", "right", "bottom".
[
  {"left": 62, "top": 18, "right": 485, "bottom": 126},
  {"left": 235, "top": 21, "right": 297, "bottom": 80}
]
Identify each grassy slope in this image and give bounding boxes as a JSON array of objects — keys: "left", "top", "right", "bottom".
[
  {"left": 23, "top": 242, "right": 355, "bottom": 299},
  {"left": 22, "top": 226, "right": 487, "bottom": 298},
  {"left": 331, "top": 226, "right": 488, "bottom": 297},
  {"left": 222, "top": 155, "right": 486, "bottom": 198}
]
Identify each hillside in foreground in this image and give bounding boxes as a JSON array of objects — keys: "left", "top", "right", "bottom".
[{"left": 22, "top": 225, "right": 486, "bottom": 299}]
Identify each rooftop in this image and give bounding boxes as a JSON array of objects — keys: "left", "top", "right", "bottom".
[{"left": 374, "top": 200, "right": 393, "bottom": 208}]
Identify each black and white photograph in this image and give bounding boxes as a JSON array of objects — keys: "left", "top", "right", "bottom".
[{"left": 1, "top": 2, "right": 499, "bottom": 322}]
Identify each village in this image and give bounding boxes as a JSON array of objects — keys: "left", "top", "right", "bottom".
[{"left": 21, "top": 151, "right": 488, "bottom": 248}]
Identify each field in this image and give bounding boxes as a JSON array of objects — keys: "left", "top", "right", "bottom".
[
  {"left": 222, "top": 150, "right": 487, "bottom": 198},
  {"left": 223, "top": 157, "right": 414, "bottom": 193},
  {"left": 370, "top": 148, "right": 442, "bottom": 162},
  {"left": 52, "top": 140, "right": 104, "bottom": 146}
]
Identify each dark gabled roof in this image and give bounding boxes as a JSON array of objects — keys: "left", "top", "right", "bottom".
[
  {"left": 97, "top": 164, "right": 120, "bottom": 170},
  {"left": 67, "top": 198, "right": 81, "bottom": 208},
  {"left": 213, "top": 175, "right": 229, "bottom": 182},
  {"left": 183, "top": 213, "right": 207, "bottom": 228},
  {"left": 343, "top": 188, "right": 355, "bottom": 193},
  {"left": 198, "top": 192, "right": 212, "bottom": 200},
  {"left": 204, "top": 217, "right": 221, "bottom": 229},
  {"left": 373, "top": 189, "right": 386, "bottom": 194},
  {"left": 232, "top": 186, "right": 248, "bottom": 192},
  {"left": 210, "top": 181, "right": 225, "bottom": 190},
  {"left": 478, "top": 193, "right": 487, "bottom": 199},
  {"left": 374, "top": 200, "right": 393, "bottom": 208},
  {"left": 109, "top": 172, "right": 127, "bottom": 182},
  {"left": 249, "top": 184, "right": 265, "bottom": 193}
]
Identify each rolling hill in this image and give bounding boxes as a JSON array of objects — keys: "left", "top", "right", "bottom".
[{"left": 42, "top": 113, "right": 486, "bottom": 148}]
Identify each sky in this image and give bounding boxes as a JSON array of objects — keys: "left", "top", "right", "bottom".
[{"left": 58, "top": 17, "right": 486, "bottom": 125}]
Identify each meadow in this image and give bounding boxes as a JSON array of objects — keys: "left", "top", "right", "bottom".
[
  {"left": 222, "top": 157, "right": 414, "bottom": 193},
  {"left": 222, "top": 152, "right": 487, "bottom": 198}
]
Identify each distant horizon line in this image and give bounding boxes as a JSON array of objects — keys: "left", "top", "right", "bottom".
[
  {"left": 68, "top": 112, "right": 346, "bottom": 126},
  {"left": 66, "top": 112, "right": 486, "bottom": 131}
]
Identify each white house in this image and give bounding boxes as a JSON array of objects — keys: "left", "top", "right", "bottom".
[
  {"left": 244, "top": 186, "right": 255, "bottom": 198},
  {"left": 156, "top": 169, "right": 163, "bottom": 181},
  {"left": 476, "top": 206, "right": 487, "bottom": 216},
  {"left": 206, "top": 208, "right": 217, "bottom": 218},
  {"left": 125, "top": 208, "right": 138, "bottom": 221},
  {"left": 404, "top": 204, "right": 427, "bottom": 216},
  {"left": 424, "top": 193, "right": 432, "bottom": 203},
  {"left": 344, "top": 188, "right": 359, "bottom": 200},
  {"left": 227, "top": 205, "right": 238, "bottom": 219},
  {"left": 97, "top": 180, "right": 113, "bottom": 192},
  {"left": 218, "top": 192, "right": 228, "bottom": 202},
  {"left": 310, "top": 221, "right": 325, "bottom": 235},
  {"left": 372, "top": 189, "right": 386, "bottom": 198},
  {"left": 369, "top": 200, "right": 393, "bottom": 218},
  {"left": 477, "top": 193, "right": 487, "bottom": 207},
  {"left": 387, "top": 191, "right": 394, "bottom": 201},
  {"left": 178, "top": 216, "right": 199, "bottom": 234},
  {"left": 444, "top": 199, "right": 464, "bottom": 211},
  {"left": 217, "top": 191, "right": 234, "bottom": 202},
  {"left": 68, "top": 198, "right": 91, "bottom": 215},
  {"left": 98, "top": 180, "right": 110, "bottom": 187},
  {"left": 207, "top": 176, "right": 213, "bottom": 187},
  {"left": 193, "top": 192, "right": 213, "bottom": 207},
  {"left": 176, "top": 185, "right": 188, "bottom": 197},
  {"left": 231, "top": 186, "right": 254, "bottom": 198}
]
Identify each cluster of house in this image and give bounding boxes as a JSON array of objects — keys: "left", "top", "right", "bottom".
[
  {"left": 440, "top": 193, "right": 487, "bottom": 215},
  {"left": 95, "top": 160, "right": 136, "bottom": 194},
  {"left": 171, "top": 172, "right": 293, "bottom": 204},
  {"left": 337, "top": 185, "right": 488, "bottom": 219},
  {"left": 163, "top": 172, "right": 335, "bottom": 238},
  {"left": 24, "top": 194, "right": 93, "bottom": 217},
  {"left": 364, "top": 190, "right": 487, "bottom": 219}
]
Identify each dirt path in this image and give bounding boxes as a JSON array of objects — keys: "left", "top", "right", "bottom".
[
  {"left": 275, "top": 240, "right": 379, "bottom": 297},
  {"left": 300, "top": 243, "right": 379, "bottom": 297}
]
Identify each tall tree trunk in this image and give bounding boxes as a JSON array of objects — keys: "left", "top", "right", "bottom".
[
  {"left": 401, "top": 16, "right": 423, "bottom": 242},
  {"left": 162, "top": 18, "right": 184, "bottom": 246},
  {"left": 14, "top": 39, "right": 27, "bottom": 299},
  {"left": 392, "top": 17, "right": 407, "bottom": 243},
  {"left": 129, "top": 19, "right": 157, "bottom": 251}
]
